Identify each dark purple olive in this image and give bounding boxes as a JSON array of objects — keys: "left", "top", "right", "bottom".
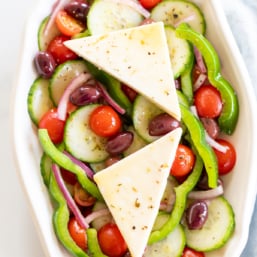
[
  {"left": 186, "top": 200, "right": 208, "bottom": 230},
  {"left": 148, "top": 113, "right": 180, "bottom": 136},
  {"left": 64, "top": 1, "right": 89, "bottom": 23},
  {"left": 200, "top": 117, "right": 220, "bottom": 139},
  {"left": 105, "top": 131, "right": 134, "bottom": 155},
  {"left": 70, "top": 84, "right": 102, "bottom": 106},
  {"left": 34, "top": 51, "right": 56, "bottom": 79}
]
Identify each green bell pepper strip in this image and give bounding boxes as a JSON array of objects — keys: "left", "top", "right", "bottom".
[
  {"left": 148, "top": 149, "right": 203, "bottom": 245},
  {"left": 86, "top": 228, "right": 108, "bottom": 257},
  {"left": 176, "top": 23, "right": 239, "bottom": 135},
  {"left": 38, "top": 129, "right": 103, "bottom": 201},
  {"left": 48, "top": 172, "right": 89, "bottom": 257},
  {"left": 180, "top": 103, "right": 218, "bottom": 189}
]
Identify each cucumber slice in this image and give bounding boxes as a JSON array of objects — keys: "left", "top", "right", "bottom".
[
  {"left": 132, "top": 95, "right": 162, "bottom": 143},
  {"left": 165, "top": 25, "right": 193, "bottom": 79},
  {"left": 90, "top": 161, "right": 106, "bottom": 173},
  {"left": 151, "top": 0, "right": 206, "bottom": 34},
  {"left": 49, "top": 60, "right": 89, "bottom": 105},
  {"left": 37, "top": 16, "right": 60, "bottom": 51},
  {"left": 146, "top": 215, "right": 185, "bottom": 257},
  {"left": 184, "top": 196, "right": 235, "bottom": 252},
  {"left": 27, "top": 77, "right": 54, "bottom": 125},
  {"left": 64, "top": 104, "right": 109, "bottom": 163},
  {"left": 123, "top": 126, "right": 147, "bottom": 156},
  {"left": 91, "top": 201, "right": 113, "bottom": 230},
  {"left": 87, "top": 0, "right": 144, "bottom": 35}
]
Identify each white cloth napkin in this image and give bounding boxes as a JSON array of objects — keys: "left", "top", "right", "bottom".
[{"left": 220, "top": 1, "right": 257, "bottom": 256}]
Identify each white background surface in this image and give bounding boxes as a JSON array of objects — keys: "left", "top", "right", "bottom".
[{"left": 1, "top": 0, "right": 256, "bottom": 257}]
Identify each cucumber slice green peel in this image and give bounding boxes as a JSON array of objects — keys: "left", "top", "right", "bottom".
[
  {"left": 38, "top": 129, "right": 103, "bottom": 201},
  {"left": 176, "top": 23, "right": 239, "bottom": 135},
  {"left": 48, "top": 173, "right": 90, "bottom": 257},
  {"left": 180, "top": 56, "right": 194, "bottom": 105},
  {"left": 148, "top": 148, "right": 203, "bottom": 245}
]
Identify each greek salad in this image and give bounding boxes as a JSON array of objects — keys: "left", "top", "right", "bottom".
[{"left": 27, "top": 0, "right": 239, "bottom": 256}]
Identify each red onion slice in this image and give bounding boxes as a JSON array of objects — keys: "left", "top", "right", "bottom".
[
  {"left": 44, "top": 0, "right": 70, "bottom": 37},
  {"left": 57, "top": 72, "right": 92, "bottom": 120},
  {"left": 188, "top": 183, "right": 224, "bottom": 200},
  {"left": 64, "top": 151, "right": 95, "bottom": 180},
  {"left": 173, "top": 14, "right": 195, "bottom": 27},
  {"left": 84, "top": 208, "right": 111, "bottom": 224},
  {"left": 96, "top": 82, "right": 126, "bottom": 114},
  {"left": 205, "top": 132, "right": 228, "bottom": 153},
  {"left": 193, "top": 73, "right": 207, "bottom": 91},
  {"left": 190, "top": 105, "right": 198, "bottom": 117},
  {"left": 52, "top": 164, "right": 89, "bottom": 229},
  {"left": 106, "top": 0, "right": 150, "bottom": 18},
  {"left": 194, "top": 47, "right": 207, "bottom": 74}
]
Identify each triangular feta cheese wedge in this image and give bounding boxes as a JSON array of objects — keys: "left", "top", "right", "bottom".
[
  {"left": 94, "top": 128, "right": 182, "bottom": 257},
  {"left": 64, "top": 22, "right": 181, "bottom": 121}
]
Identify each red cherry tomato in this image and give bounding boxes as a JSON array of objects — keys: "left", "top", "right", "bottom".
[
  {"left": 55, "top": 10, "right": 85, "bottom": 37},
  {"left": 68, "top": 217, "right": 87, "bottom": 250},
  {"left": 89, "top": 105, "right": 121, "bottom": 137},
  {"left": 170, "top": 144, "right": 195, "bottom": 177},
  {"left": 182, "top": 247, "right": 205, "bottom": 257},
  {"left": 98, "top": 223, "right": 127, "bottom": 257},
  {"left": 38, "top": 108, "right": 65, "bottom": 144},
  {"left": 60, "top": 168, "right": 77, "bottom": 185},
  {"left": 213, "top": 139, "right": 236, "bottom": 175},
  {"left": 74, "top": 182, "right": 96, "bottom": 207},
  {"left": 194, "top": 85, "right": 223, "bottom": 118},
  {"left": 47, "top": 35, "right": 78, "bottom": 64},
  {"left": 139, "top": 0, "right": 162, "bottom": 9}
]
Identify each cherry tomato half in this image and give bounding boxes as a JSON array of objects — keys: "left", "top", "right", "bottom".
[
  {"left": 74, "top": 182, "right": 96, "bottom": 207},
  {"left": 170, "top": 144, "right": 195, "bottom": 177},
  {"left": 68, "top": 217, "right": 87, "bottom": 250},
  {"left": 182, "top": 247, "right": 205, "bottom": 257},
  {"left": 60, "top": 168, "right": 77, "bottom": 185},
  {"left": 213, "top": 139, "right": 236, "bottom": 175},
  {"left": 89, "top": 105, "right": 121, "bottom": 137},
  {"left": 194, "top": 85, "right": 223, "bottom": 118},
  {"left": 98, "top": 223, "right": 127, "bottom": 257},
  {"left": 139, "top": 0, "right": 162, "bottom": 9},
  {"left": 55, "top": 10, "right": 85, "bottom": 37},
  {"left": 38, "top": 108, "right": 65, "bottom": 144},
  {"left": 47, "top": 35, "right": 78, "bottom": 64}
]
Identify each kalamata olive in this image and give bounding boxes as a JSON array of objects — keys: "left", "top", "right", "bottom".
[
  {"left": 34, "top": 51, "right": 56, "bottom": 78},
  {"left": 70, "top": 84, "right": 102, "bottom": 106},
  {"left": 105, "top": 131, "right": 134, "bottom": 155},
  {"left": 64, "top": 1, "right": 89, "bottom": 23},
  {"left": 148, "top": 113, "right": 180, "bottom": 136},
  {"left": 200, "top": 117, "right": 220, "bottom": 139},
  {"left": 105, "top": 156, "right": 121, "bottom": 167},
  {"left": 186, "top": 200, "right": 208, "bottom": 230}
]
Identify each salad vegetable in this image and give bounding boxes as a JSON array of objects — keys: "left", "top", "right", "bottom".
[
  {"left": 27, "top": 0, "right": 239, "bottom": 256},
  {"left": 176, "top": 23, "right": 239, "bottom": 135}
]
